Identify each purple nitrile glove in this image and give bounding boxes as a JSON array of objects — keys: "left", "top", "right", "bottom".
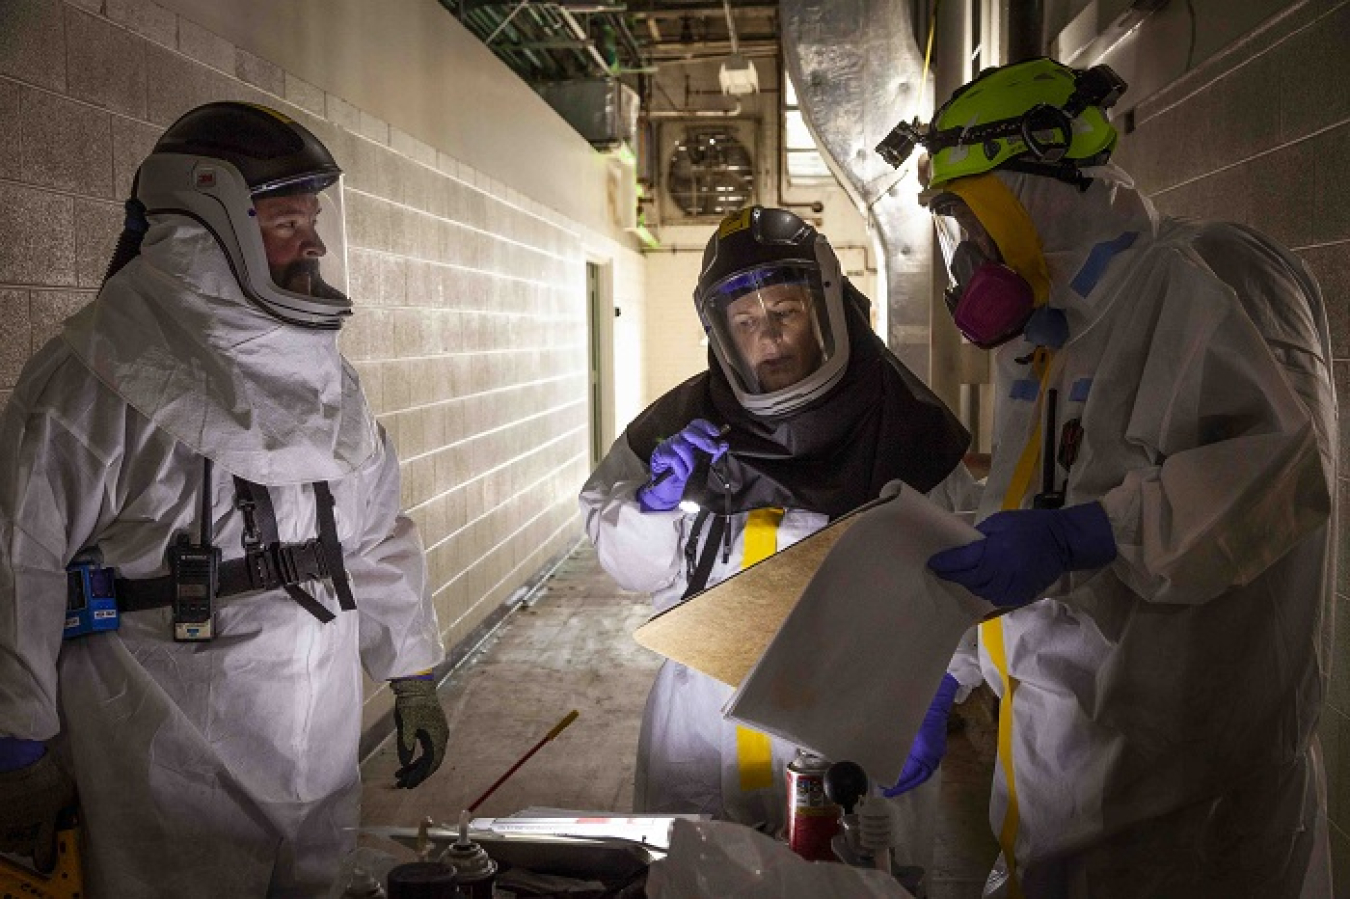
[
  {"left": 0, "top": 737, "right": 45, "bottom": 772},
  {"left": 884, "top": 673, "right": 960, "bottom": 797},
  {"left": 927, "top": 501, "right": 1117, "bottom": 608},
  {"left": 636, "top": 419, "right": 729, "bottom": 512}
]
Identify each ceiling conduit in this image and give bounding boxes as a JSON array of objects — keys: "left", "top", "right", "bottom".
[{"left": 779, "top": 0, "right": 936, "bottom": 379}]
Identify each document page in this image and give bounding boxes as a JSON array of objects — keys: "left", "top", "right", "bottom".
[{"left": 725, "top": 485, "right": 989, "bottom": 786}]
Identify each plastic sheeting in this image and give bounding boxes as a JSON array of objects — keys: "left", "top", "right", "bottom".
[{"left": 646, "top": 818, "right": 914, "bottom": 899}]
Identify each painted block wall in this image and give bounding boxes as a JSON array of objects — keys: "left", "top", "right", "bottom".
[
  {"left": 0, "top": 0, "right": 646, "bottom": 736},
  {"left": 1101, "top": 0, "right": 1350, "bottom": 889}
]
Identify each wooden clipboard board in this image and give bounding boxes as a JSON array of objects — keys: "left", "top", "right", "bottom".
[
  {"left": 631, "top": 497, "right": 882, "bottom": 687},
  {"left": 632, "top": 492, "right": 1005, "bottom": 687}
]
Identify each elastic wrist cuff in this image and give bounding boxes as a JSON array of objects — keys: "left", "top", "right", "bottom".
[{"left": 1062, "top": 501, "right": 1118, "bottom": 570}]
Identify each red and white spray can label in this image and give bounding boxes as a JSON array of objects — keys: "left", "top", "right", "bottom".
[{"left": 785, "top": 750, "right": 840, "bottom": 861}]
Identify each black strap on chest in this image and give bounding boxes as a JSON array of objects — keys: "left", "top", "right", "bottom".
[
  {"left": 116, "top": 478, "right": 354, "bottom": 623},
  {"left": 312, "top": 482, "right": 356, "bottom": 612},
  {"left": 680, "top": 509, "right": 727, "bottom": 601},
  {"left": 232, "top": 478, "right": 337, "bottom": 623}
]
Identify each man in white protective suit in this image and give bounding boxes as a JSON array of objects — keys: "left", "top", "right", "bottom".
[
  {"left": 579, "top": 206, "right": 985, "bottom": 876},
  {"left": 873, "top": 58, "right": 1338, "bottom": 898},
  {"left": 0, "top": 102, "right": 448, "bottom": 897}
]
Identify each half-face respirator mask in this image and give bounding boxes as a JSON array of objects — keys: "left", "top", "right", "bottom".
[{"left": 930, "top": 194, "right": 1034, "bottom": 350}]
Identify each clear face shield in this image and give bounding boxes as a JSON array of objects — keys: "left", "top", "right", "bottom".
[
  {"left": 930, "top": 194, "right": 1034, "bottom": 349},
  {"left": 700, "top": 264, "right": 838, "bottom": 396},
  {"left": 248, "top": 173, "right": 350, "bottom": 305}
]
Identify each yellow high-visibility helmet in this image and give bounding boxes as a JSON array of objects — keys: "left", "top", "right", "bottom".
[{"left": 876, "top": 57, "right": 1127, "bottom": 192}]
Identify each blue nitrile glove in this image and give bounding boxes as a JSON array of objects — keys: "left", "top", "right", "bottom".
[
  {"left": 0, "top": 737, "right": 46, "bottom": 772},
  {"left": 884, "top": 673, "right": 960, "bottom": 797},
  {"left": 928, "top": 502, "right": 1117, "bottom": 608},
  {"left": 636, "top": 419, "right": 729, "bottom": 512}
]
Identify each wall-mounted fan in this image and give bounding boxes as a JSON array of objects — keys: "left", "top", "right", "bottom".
[{"left": 663, "top": 124, "right": 756, "bottom": 220}]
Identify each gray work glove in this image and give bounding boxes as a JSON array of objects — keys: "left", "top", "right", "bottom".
[
  {"left": 0, "top": 753, "right": 77, "bottom": 873},
  {"left": 391, "top": 677, "right": 449, "bottom": 789}
]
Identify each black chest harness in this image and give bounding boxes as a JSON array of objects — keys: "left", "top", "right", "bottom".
[{"left": 115, "top": 463, "right": 356, "bottom": 627}]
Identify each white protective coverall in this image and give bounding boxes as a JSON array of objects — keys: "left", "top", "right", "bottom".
[
  {"left": 0, "top": 218, "right": 444, "bottom": 897},
  {"left": 974, "top": 166, "right": 1336, "bottom": 898},
  {"left": 580, "top": 440, "right": 982, "bottom": 835}
]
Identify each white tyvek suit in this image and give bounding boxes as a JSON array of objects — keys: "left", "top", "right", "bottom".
[
  {"left": 579, "top": 440, "right": 982, "bottom": 835},
  {"left": 974, "top": 167, "right": 1336, "bottom": 898},
  {"left": 0, "top": 218, "right": 444, "bottom": 897}
]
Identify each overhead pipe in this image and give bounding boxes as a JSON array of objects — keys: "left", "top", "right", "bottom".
[
  {"left": 1007, "top": 0, "right": 1047, "bottom": 62},
  {"left": 527, "top": 3, "right": 599, "bottom": 79},
  {"left": 466, "top": 6, "right": 554, "bottom": 77},
  {"left": 485, "top": 0, "right": 530, "bottom": 44},
  {"left": 646, "top": 101, "right": 743, "bottom": 118},
  {"left": 616, "top": 14, "right": 646, "bottom": 65},
  {"left": 721, "top": 0, "right": 741, "bottom": 54},
  {"left": 468, "top": 5, "right": 551, "bottom": 77},
  {"left": 556, "top": 5, "right": 615, "bottom": 75},
  {"left": 630, "top": 2, "right": 778, "bottom": 16},
  {"left": 649, "top": 41, "right": 778, "bottom": 57}
]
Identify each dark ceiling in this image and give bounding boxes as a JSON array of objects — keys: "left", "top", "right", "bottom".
[{"left": 438, "top": 1, "right": 779, "bottom": 88}]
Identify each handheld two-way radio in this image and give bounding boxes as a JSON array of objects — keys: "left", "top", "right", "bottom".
[{"left": 169, "top": 458, "right": 220, "bottom": 641}]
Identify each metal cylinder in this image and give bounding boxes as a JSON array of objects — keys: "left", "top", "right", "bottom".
[{"left": 785, "top": 749, "right": 841, "bottom": 861}]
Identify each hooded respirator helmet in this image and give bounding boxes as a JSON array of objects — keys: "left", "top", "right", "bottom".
[
  {"left": 874, "top": 58, "right": 1127, "bottom": 349},
  {"left": 134, "top": 102, "right": 351, "bottom": 329},
  {"left": 694, "top": 206, "right": 850, "bottom": 417}
]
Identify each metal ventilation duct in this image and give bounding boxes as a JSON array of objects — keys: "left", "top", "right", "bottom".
[{"left": 779, "top": 0, "right": 935, "bottom": 378}]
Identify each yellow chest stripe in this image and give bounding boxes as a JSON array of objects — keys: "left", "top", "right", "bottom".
[
  {"left": 736, "top": 508, "right": 786, "bottom": 792},
  {"left": 980, "top": 347, "right": 1054, "bottom": 897}
]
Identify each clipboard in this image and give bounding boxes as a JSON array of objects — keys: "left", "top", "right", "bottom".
[
  {"left": 631, "top": 495, "right": 886, "bottom": 687},
  {"left": 631, "top": 489, "right": 1006, "bottom": 689}
]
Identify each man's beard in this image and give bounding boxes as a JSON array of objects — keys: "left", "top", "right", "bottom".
[{"left": 276, "top": 259, "right": 347, "bottom": 300}]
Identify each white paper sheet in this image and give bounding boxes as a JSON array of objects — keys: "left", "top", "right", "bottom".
[{"left": 724, "top": 484, "right": 989, "bottom": 786}]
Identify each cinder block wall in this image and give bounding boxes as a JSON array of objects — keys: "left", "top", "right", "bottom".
[
  {"left": 1110, "top": 0, "right": 1350, "bottom": 886},
  {"left": 0, "top": 0, "right": 645, "bottom": 733}
]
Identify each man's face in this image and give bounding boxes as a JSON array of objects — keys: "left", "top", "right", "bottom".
[
  {"left": 254, "top": 193, "right": 328, "bottom": 295},
  {"left": 725, "top": 283, "right": 824, "bottom": 392}
]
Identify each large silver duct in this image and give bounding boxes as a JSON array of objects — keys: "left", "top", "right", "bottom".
[{"left": 779, "top": 0, "right": 936, "bottom": 379}]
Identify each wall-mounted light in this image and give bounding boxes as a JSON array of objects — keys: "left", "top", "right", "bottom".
[{"left": 719, "top": 54, "right": 759, "bottom": 96}]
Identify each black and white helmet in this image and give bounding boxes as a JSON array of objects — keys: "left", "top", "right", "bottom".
[
  {"left": 694, "top": 206, "right": 850, "bottom": 416},
  {"left": 136, "top": 102, "right": 351, "bottom": 329}
]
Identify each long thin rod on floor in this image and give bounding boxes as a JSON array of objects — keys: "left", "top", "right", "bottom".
[{"left": 466, "top": 709, "right": 581, "bottom": 812}]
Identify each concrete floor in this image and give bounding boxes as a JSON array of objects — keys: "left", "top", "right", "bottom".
[{"left": 360, "top": 540, "right": 1000, "bottom": 897}]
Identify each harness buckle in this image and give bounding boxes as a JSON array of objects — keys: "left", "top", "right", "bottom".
[{"left": 275, "top": 539, "right": 330, "bottom": 585}]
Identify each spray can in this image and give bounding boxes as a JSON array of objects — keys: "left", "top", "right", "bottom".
[
  {"left": 387, "top": 817, "right": 458, "bottom": 899},
  {"left": 440, "top": 811, "right": 498, "bottom": 899},
  {"left": 785, "top": 749, "right": 841, "bottom": 862}
]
